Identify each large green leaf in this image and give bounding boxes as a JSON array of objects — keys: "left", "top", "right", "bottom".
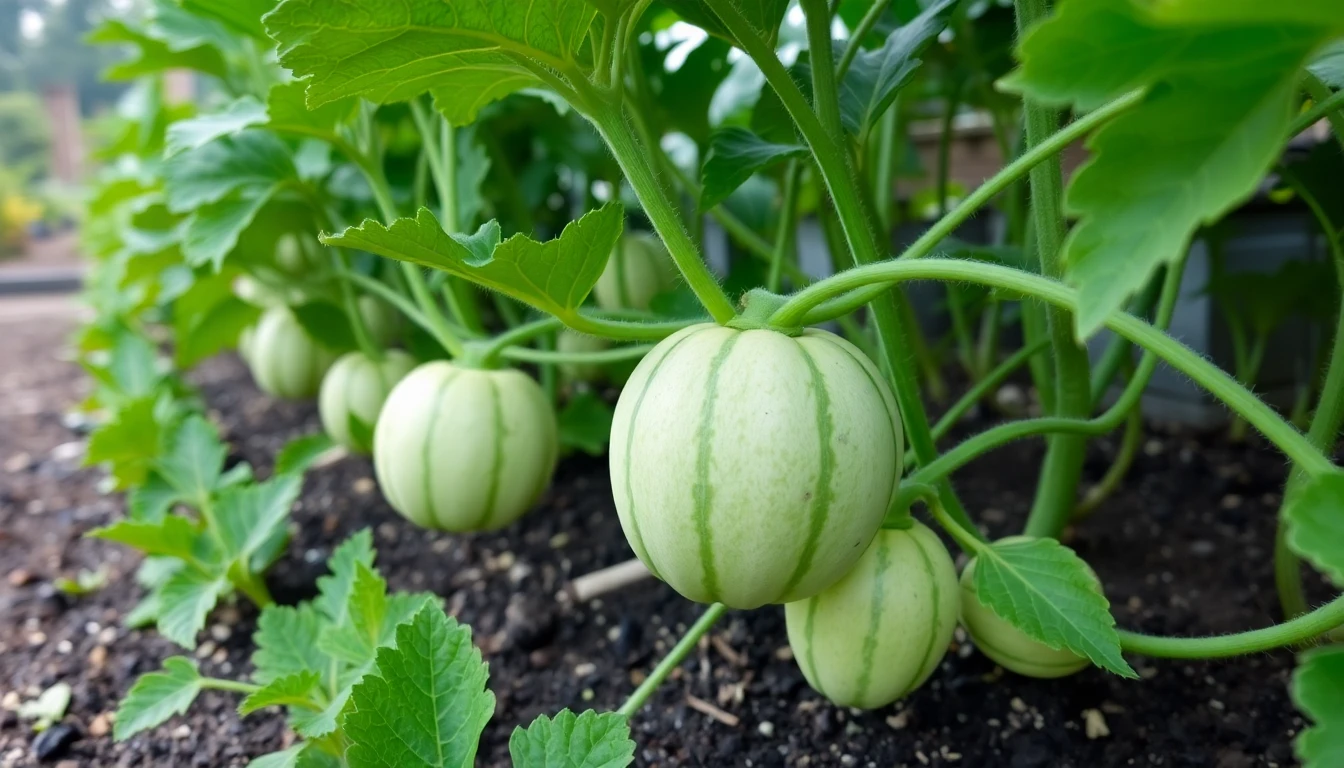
[
  {"left": 88, "top": 19, "right": 229, "bottom": 81},
  {"left": 163, "top": 131, "right": 295, "bottom": 212},
  {"left": 837, "top": 0, "right": 956, "bottom": 137},
  {"left": 180, "top": 0, "right": 277, "bottom": 39},
  {"left": 1004, "top": 0, "right": 1338, "bottom": 338},
  {"left": 176, "top": 295, "right": 262, "bottom": 366},
  {"left": 509, "top": 710, "right": 635, "bottom": 768},
  {"left": 265, "top": 0, "right": 597, "bottom": 125},
  {"left": 1145, "top": 0, "right": 1344, "bottom": 27},
  {"left": 969, "top": 538, "right": 1135, "bottom": 678},
  {"left": 291, "top": 300, "right": 358, "bottom": 352},
  {"left": 346, "top": 606, "right": 495, "bottom": 768},
  {"left": 663, "top": 0, "right": 789, "bottom": 49},
  {"left": 113, "top": 657, "right": 202, "bottom": 740},
  {"left": 266, "top": 80, "right": 358, "bottom": 136},
  {"left": 323, "top": 204, "right": 623, "bottom": 319},
  {"left": 1294, "top": 644, "right": 1344, "bottom": 768},
  {"left": 183, "top": 191, "right": 283, "bottom": 270},
  {"left": 699, "top": 127, "right": 807, "bottom": 210},
  {"left": 1285, "top": 471, "right": 1344, "bottom": 587},
  {"left": 165, "top": 97, "right": 269, "bottom": 157}
]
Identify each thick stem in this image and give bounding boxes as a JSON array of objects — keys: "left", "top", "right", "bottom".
[
  {"left": 1117, "top": 594, "right": 1344, "bottom": 659},
  {"left": 618, "top": 603, "right": 728, "bottom": 717},
  {"left": 1014, "top": 0, "right": 1093, "bottom": 540}
]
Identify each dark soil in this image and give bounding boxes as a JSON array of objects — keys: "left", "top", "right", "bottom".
[{"left": 0, "top": 304, "right": 1330, "bottom": 767}]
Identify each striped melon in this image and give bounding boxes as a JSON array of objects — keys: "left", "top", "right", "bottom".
[
  {"left": 358, "top": 295, "right": 400, "bottom": 348},
  {"left": 959, "top": 538, "right": 1091, "bottom": 678},
  {"left": 373, "top": 361, "right": 558, "bottom": 532},
  {"left": 248, "top": 307, "right": 337, "bottom": 400},
  {"left": 593, "top": 232, "right": 679, "bottom": 312},
  {"left": 785, "top": 523, "right": 958, "bottom": 709},
  {"left": 610, "top": 323, "right": 904, "bottom": 609},
  {"left": 319, "top": 350, "right": 416, "bottom": 454}
]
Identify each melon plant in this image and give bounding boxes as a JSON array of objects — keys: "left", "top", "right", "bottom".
[
  {"left": 592, "top": 232, "right": 680, "bottom": 312},
  {"left": 959, "top": 538, "right": 1091, "bottom": 679},
  {"left": 247, "top": 306, "right": 337, "bottom": 399},
  {"left": 785, "top": 522, "right": 959, "bottom": 709},
  {"left": 373, "top": 361, "right": 559, "bottom": 532},
  {"left": 319, "top": 349, "right": 417, "bottom": 453},
  {"left": 610, "top": 323, "right": 903, "bottom": 609},
  {"left": 557, "top": 330, "right": 609, "bottom": 383}
]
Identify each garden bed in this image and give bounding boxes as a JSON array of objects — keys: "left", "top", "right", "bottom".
[{"left": 0, "top": 310, "right": 1318, "bottom": 767}]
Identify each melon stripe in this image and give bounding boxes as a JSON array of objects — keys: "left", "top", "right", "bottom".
[
  {"left": 692, "top": 331, "right": 742, "bottom": 603},
  {"left": 475, "top": 377, "right": 506, "bottom": 529},
  {"left": 620, "top": 329, "right": 700, "bottom": 580},
  {"left": 854, "top": 531, "right": 892, "bottom": 704},
  {"left": 909, "top": 531, "right": 945, "bottom": 685},
  {"left": 801, "top": 595, "right": 821, "bottom": 687},
  {"left": 421, "top": 370, "right": 459, "bottom": 530},
  {"left": 823, "top": 336, "right": 902, "bottom": 470},
  {"left": 779, "top": 343, "right": 836, "bottom": 599}
]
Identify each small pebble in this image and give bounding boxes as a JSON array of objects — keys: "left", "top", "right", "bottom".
[
  {"left": 195, "top": 641, "right": 216, "bottom": 660},
  {"left": 88, "top": 713, "right": 111, "bottom": 738},
  {"left": 758, "top": 721, "right": 775, "bottom": 737},
  {"left": 352, "top": 477, "right": 374, "bottom": 494},
  {"left": 574, "top": 662, "right": 596, "bottom": 678},
  {"left": 886, "top": 712, "right": 909, "bottom": 730},
  {"left": 97, "top": 627, "right": 116, "bottom": 645},
  {"left": 8, "top": 569, "right": 33, "bottom": 587},
  {"left": 5, "top": 452, "right": 32, "bottom": 473},
  {"left": 1083, "top": 708, "right": 1110, "bottom": 739},
  {"left": 56, "top": 640, "right": 72, "bottom": 655},
  {"left": 32, "top": 724, "right": 78, "bottom": 761},
  {"left": 209, "top": 624, "right": 231, "bottom": 642},
  {"left": 27, "top": 632, "right": 46, "bottom": 647},
  {"left": 172, "top": 724, "right": 192, "bottom": 740},
  {"left": 549, "top": 533, "right": 570, "bottom": 549},
  {"left": 1220, "top": 494, "right": 1243, "bottom": 510},
  {"left": 774, "top": 646, "right": 794, "bottom": 661}
]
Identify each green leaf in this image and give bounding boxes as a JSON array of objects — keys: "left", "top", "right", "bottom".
[
  {"left": 157, "top": 569, "right": 230, "bottom": 648},
  {"left": 292, "top": 687, "right": 353, "bottom": 740},
  {"left": 970, "top": 538, "right": 1135, "bottom": 678},
  {"left": 265, "top": 80, "right": 358, "bottom": 135},
  {"left": 699, "top": 128, "right": 807, "bottom": 211},
  {"left": 316, "top": 563, "right": 393, "bottom": 666},
  {"left": 89, "top": 516, "right": 201, "bottom": 562},
  {"left": 181, "top": 0, "right": 277, "bottom": 39},
  {"left": 247, "top": 745, "right": 308, "bottom": 768},
  {"left": 113, "top": 657, "right": 203, "bottom": 740},
  {"left": 348, "top": 412, "right": 375, "bottom": 454},
  {"left": 163, "top": 131, "right": 295, "bottom": 212},
  {"left": 291, "top": 301, "right": 358, "bottom": 352},
  {"left": 265, "top": 0, "right": 598, "bottom": 125},
  {"left": 315, "top": 529, "right": 377, "bottom": 625},
  {"left": 455, "top": 125, "right": 492, "bottom": 231},
  {"left": 18, "top": 683, "right": 73, "bottom": 731},
  {"left": 239, "top": 671, "right": 324, "bottom": 716},
  {"left": 837, "top": 0, "right": 956, "bottom": 136},
  {"left": 1004, "top": 0, "right": 1336, "bottom": 338},
  {"left": 86, "top": 397, "right": 164, "bottom": 488},
  {"left": 662, "top": 0, "right": 789, "bottom": 49},
  {"left": 1309, "top": 41, "right": 1344, "bottom": 89},
  {"left": 108, "top": 330, "right": 163, "bottom": 399},
  {"left": 346, "top": 606, "right": 495, "bottom": 768},
  {"left": 156, "top": 416, "right": 227, "bottom": 506},
  {"left": 184, "top": 188, "right": 286, "bottom": 270},
  {"left": 1294, "top": 644, "right": 1344, "bottom": 768},
  {"left": 558, "top": 393, "right": 615, "bottom": 457},
  {"left": 509, "top": 710, "right": 635, "bottom": 768},
  {"left": 89, "top": 19, "right": 229, "bottom": 81},
  {"left": 214, "top": 474, "right": 303, "bottom": 564},
  {"left": 275, "top": 432, "right": 336, "bottom": 476},
  {"left": 323, "top": 204, "right": 623, "bottom": 320},
  {"left": 55, "top": 568, "right": 110, "bottom": 597},
  {"left": 165, "top": 97, "right": 269, "bottom": 157},
  {"left": 177, "top": 296, "right": 262, "bottom": 367},
  {"left": 1285, "top": 471, "right": 1344, "bottom": 587},
  {"left": 129, "top": 473, "right": 185, "bottom": 522},
  {"left": 1144, "top": 0, "right": 1344, "bottom": 27},
  {"left": 252, "top": 604, "right": 326, "bottom": 685}
]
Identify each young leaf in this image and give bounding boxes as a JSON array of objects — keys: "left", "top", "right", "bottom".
[
  {"left": 970, "top": 538, "right": 1135, "bottom": 678},
  {"left": 558, "top": 393, "right": 615, "bottom": 457},
  {"left": 314, "top": 529, "right": 376, "bottom": 625},
  {"left": 699, "top": 128, "right": 808, "bottom": 210},
  {"left": 1003, "top": 0, "right": 1338, "bottom": 338},
  {"left": 17, "top": 683, "right": 72, "bottom": 732},
  {"left": 238, "top": 670, "right": 324, "bottom": 716},
  {"left": 252, "top": 604, "right": 326, "bottom": 685},
  {"left": 1294, "top": 644, "right": 1344, "bottom": 768},
  {"left": 323, "top": 204, "right": 623, "bottom": 320},
  {"left": 113, "top": 657, "right": 203, "bottom": 741},
  {"left": 89, "top": 516, "right": 202, "bottom": 562},
  {"left": 247, "top": 745, "right": 308, "bottom": 768},
  {"left": 265, "top": 0, "right": 598, "bottom": 125},
  {"left": 291, "top": 301, "right": 358, "bottom": 352},
  {"left": 345, "top": 606, "right": 495, "bottom": 768},
  {"left": 275, "top": 432, "right": 336, "bottom": 477},
  {"left": 157, "top": 568, "right": 230, "bottom": 648},
  {"left": 85, "top": 396, "right": 163, "bottom": 488},
  {"left": 214, "top": 474, "right": 303, "bottom": 565},
  {"left": 317, "top": 564, "right": 433, "bottom": 672},
  {"left": 156, "top": 415, "right": 227, "bottom": 506},
  {"left": 1284, "top": 471, "right": 1344, "bottom": 587},
  {"left": 509, "top": 710, "right": 635, "bottom": 768},
  {"left": 837, "top": 0, "right": 957, "bottom": 136},
  {"left": 165, "top": 97, "right": 268, "bottom": 157}
]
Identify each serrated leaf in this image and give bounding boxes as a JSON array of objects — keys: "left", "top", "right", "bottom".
[
  {"left": 86, "top": 397, "right": 164, "bottom": 488},
  {"left": 970, "top": 538, "right": 1135, "bottom": 678},
  {"left": 509, "top": 710, "right": 634, "bottom": 768},
  {"left": 346, "top": 606, "right": 495, "bottom": 768},
  {"left": 275, "top": 433, "right": 336, "bottom": 477},
  {"left": 837, "top": 0, "right": 956, "bottom": 136},
  {"left": 181, "top": 0, "right": 276, "bottom": 39},
  {"left": 265, "top": 0, "right": 598, "bottom": 125},
  {"left": 214, "top": 474, "right": 303, "bottom": 564},
  {"left": 315, "top": 530, "right": 376, "bottom": 625},
  {"left": 252, "top": 604, "right": 326, "bottom": 685},
  {"left": 291, "top": 301, "right": 357, "bottom": 352},
  {"left": 323, "top": 204, "right": 623, "bottom": 319},
  {"left": 1294, "top": 644, "right": 1344, "bottom": 768},
  {"left": 663, "top": 0, "right": 789, "bottom": 49},
  {"left": 183, "top": 188, "right": 284, "bottom": 270},
  {"left": 177, "top": 296, "right": 262, "bottom": 367},
  {"left": 239, "top": 671, "right": 324, "bottom": 715},
  {"left": 292, "top": 686, "right": 352, "bottom": 739},
  {"left": 247, "top": 745, "right": 307, "bottom": 768},
  {"left": 316, "top": 563, "right": 391, "bottom": 667},
  {"left": 157, "top": 569, "right": 230, "bottom": 648},
  {"left": 156, "top": 416, "right": 226, "bottom": 506},
  {"left": 1004, "top": 0, "right": 1335, "bottom": 338},
  {"left": 89, "top": 516, "right": 201, "bottom": 561},
  {"left": 699, "top": 128, "right": 807, "bottom": 211},
  {"left": 558, "top": 392, "right": 615, "bottom": 457},
  {"left": 166, "top": 97, "right": 269, "bottom": 157},
  {"left": 163, "top": 131, "right": 295, "bottom": 213},
  {"left": 1285, "top": 471, "right": 1344, "bottom": 587},
  {"left": 129, "top": 474, "right": 185, "bottom": 522},
  {"left": 266, "top": 80, "right": 357, "bottom": 136},
  {"left": 113, "top": 657, "right": 202, "bottom": 740}
]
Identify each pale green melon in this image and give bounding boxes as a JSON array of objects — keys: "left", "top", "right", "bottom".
[
  {"left": 357, "top": 295, "right": 401, "bottom": 348},
  {"left": 248, "top": 307, "right": 337, "bottom": 400},
  {"left": 959, "top": 537, "right": 1092, "bottom": 678},
  {"left": 592, "top": 232, "right": 679, "bottom": 311},
  {"left": 319, "top": 350, "right": 416, "bottom": 454},
  {"left": 373, "top": 362, "right": 558, "bottom": 532},
  {"left": 610, "top": 323, "right": 904, "bottom": 609},
  {"left": 556, "top": 330, "right": 608, "bottom": 383},
  {"left": 785, "top": 523, "right": 958, "bottom": 709}
]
